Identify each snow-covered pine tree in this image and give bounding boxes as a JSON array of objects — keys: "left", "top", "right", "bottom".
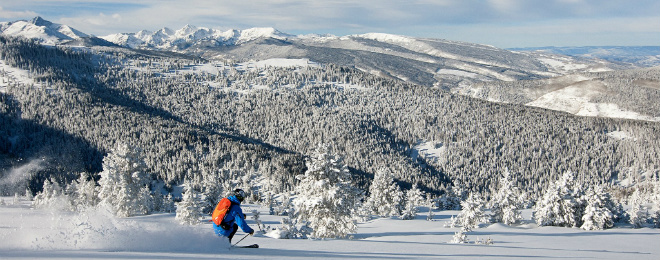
[
  {"left": 400, "top": 184, "right": 424, "bottom": 220},
  {"left": 652, "top": 178, "right": 660, "bottom": 228},
  {"left": 436, "top": 180, "right": 467, "bottom": 210},
  {"left": 25, "top": 188, "right": 34, "bottom": 201},
  {"left": 33, "top": 178, "right": 70, "bottom": 210},
  {"left": 292, "top": 143, "right": 363, "bottom": 239},
  {"left": 363, "top": 168, "right": 403, "bottom": 217},
  {"left": 201, "top": 169, "right": 223, "bottom": 214},
  {"left": 426, "top": 197, "right": 435, "bottom": 221},
  {"left": 97, "top": 143, "right": 152, "bottom": 217},
  {"left": 489, "top": 169, "right": 523, "bottom": 225},
  {"left": 628, "top": 188, "right": 648, "bottom": 228},
  {"left": 72, "top": 172, "right": 99, "bottom": 211},
  {"left": 449, "top": 193, "right": 487, "bottom": 232},
  {"left": 533, "top": 171, "right": 585, "bottom": 227},
  {"left": 580, "top": 186, "right": 614, "bottom": 230},
  {"left": 176, "top": 181, "right": 203, "bottom": 225},
  {"left": 161, "top": 193, "right": 176, "bottom": 213}
]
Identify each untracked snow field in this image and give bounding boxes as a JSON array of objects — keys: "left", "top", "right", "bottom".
[{"left": 1, "top": 197, "right": 659, "bottom": 260}]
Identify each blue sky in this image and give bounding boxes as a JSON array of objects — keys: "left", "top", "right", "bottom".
[{"left": 1, "top": 0, "right": 658, "bottom": 48}]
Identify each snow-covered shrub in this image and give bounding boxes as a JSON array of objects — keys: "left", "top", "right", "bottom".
[
  {"left": 251, "top": 209, "right": 264, "bottom": 232},
  {"left": 175, "top": 182, "right": 202, "bottom": 225},
  {"left": 292, "top": 143, "right": 363, "bottom": 239},
  {"left": 97, "top": 143, "right": 153, "bottom": 217},
  {"left": 475, "top": 236, "right": 494, "bottom": 245},
  {"left": 449, "top": 228, "right": 469, "bottom": 244},
  {"left": 267, "top": 217, "right": 311, "bottom": 239},
  {"left": 581, "top": 186, "right": 614, "bottom": 230},
  {"left": 363, "top": 168, "right": 403, "bottom": 217},
  {"left": 533, "top": 171, "right": 586, "bottom": 227},
  {"left": 489, "top": 169, "right": 523, "bottom": 225}
]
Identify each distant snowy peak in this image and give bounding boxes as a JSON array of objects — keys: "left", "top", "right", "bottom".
[
  {"left": 0, "top": 16, "right": 89, "bottom": 44},
  {"left": 102, "top": 25, "right": 291, "bottom": 49},
  {"left": 355, "top": 33, "right": 416, "bottom": 44}
]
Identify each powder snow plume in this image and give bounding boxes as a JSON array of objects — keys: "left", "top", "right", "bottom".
[
  {"left": 0, "top": 159, "right": 44, "bottom": 195},
  {"left": 28, "top": 206, "right": 228, "bottom": 253}
]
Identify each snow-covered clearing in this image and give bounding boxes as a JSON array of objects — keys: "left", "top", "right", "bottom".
[
  {"left": 436, "top": 69, "right": 479, "bottom": 79},
  {"left": 0, "top": 60, "right": 42, "bottom": 92},
  {"left": 526, "top": 78, "right": 660, "bottom": 122},
  {"left": 412, "top": 141, "right": 446, "bottom": 163},
  {"left": 1, "top": 197, "right": 658, "bottom": 259}
]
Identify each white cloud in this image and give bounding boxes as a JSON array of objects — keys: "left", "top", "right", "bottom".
[{"left": 0, "top": 6, "right": 38, "bottom": 19}]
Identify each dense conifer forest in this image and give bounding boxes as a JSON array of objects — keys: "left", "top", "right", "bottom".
[{"left": 1, "top": 36, "right": 659, "bottom": 203}]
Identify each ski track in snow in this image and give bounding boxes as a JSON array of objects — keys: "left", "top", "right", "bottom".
[{"left": 1, "top": 197, "right": 659, "bottom": 260}]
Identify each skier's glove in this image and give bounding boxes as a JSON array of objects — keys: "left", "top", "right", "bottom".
[{"left": 249, "top": 230, "right": 254, "bottom": 236}]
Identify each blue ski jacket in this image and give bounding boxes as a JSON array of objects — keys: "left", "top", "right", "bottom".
[{"left": 213, "top": 195, "right": 254, "bottom": 237}]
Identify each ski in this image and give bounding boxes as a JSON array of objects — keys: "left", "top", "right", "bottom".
[{"left": 236, "top": 244, "right": 259, "bottom": 248}]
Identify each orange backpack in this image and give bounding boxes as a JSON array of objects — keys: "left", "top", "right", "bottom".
[{"left": 211, "top": 198, "right": 233, "bottom": 226}]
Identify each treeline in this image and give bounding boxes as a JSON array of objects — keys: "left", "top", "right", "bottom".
[{"left": 1, "top": 35, "right": 659, "bottom": 202}]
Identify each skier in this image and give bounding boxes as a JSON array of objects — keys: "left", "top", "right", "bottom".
[{"left": 213, "top": 189, "right": 255, "bottom": 243}]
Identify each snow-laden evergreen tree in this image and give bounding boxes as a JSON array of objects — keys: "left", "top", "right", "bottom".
[
  {"left": 25, "top": 188, "right": 34, "bottom": 201},
  {"left": 176, "top": 182, "right": 203, "bottom": 225},
  {"left": 426, "top": 198, "right": 435, "bottom": 221},
  {"left": 72, "top": 172, "right": 99, "bottom": 211},
  {"left": 97, "top": 143, "right": 152, "bottom": 217},
  {"left": 292, "top": 143, "right": 363, "bottom": 239},
  {"left": 400, "top": 184, "right": 424, "bottom": 220},
  {"left": 161, "top": 193, "right": 176, "bottom": 213},
  {"left": 580, "top": 186, "right": 614, "bottom": 230},
  {"left": 363, "top": 168, "right": 403, "bottom": 217},
  {"left": 200, "top": 169, "right": 223, "bottom": 214},
  {"left": 436, "top": 180, "right": 467, "bottom": 210},
  {"left": 33, "top": 178, "right": 70, "bottom": 210},
  {"left": 533, "top": 171, "right": 586, "bottom": 227},
  {"left": 628, "top": 188, "right": 648, "bottom": 228},
  {"left": 489, "top": 169, "right": 523, "bottom": 225},
  {"left": 448, "top": 193, "right": 487, "bottom": 231},
  {"left": 652, "top": 178, "right": 660, "bottom": 228}
]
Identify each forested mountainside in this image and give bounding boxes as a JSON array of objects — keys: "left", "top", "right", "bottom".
[
  {"left": 1, "top": 36, "right": 659, "bottom": 199},
  {"left": 456, "top": 67, "right": 660, "bottom": 122}
]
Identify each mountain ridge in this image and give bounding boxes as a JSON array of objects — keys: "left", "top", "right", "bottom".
[{"left": 2, "top": 17, "right": 657, "bottom": 122}]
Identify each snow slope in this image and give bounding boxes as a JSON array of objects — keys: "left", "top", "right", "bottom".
[
  {"left": 526, "top": 75, "right": 660, "bottom": 122},
  {"left": 1, "top": 196, "right": 658, "bottom": 260},
  {"left": 0, "top": 59, "right": 44, "bottom": 93},
  {"left": 0, "top": 17, "right": 88, "bottom": 45}
]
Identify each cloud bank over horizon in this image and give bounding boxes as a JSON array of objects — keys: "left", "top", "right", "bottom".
[{"left": 1, "top": 0, "right": 658, "bottom": 48}]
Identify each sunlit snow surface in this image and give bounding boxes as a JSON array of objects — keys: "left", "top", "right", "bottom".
[{"left": 1, "top": 197, "right": 658, "bottom": 260}]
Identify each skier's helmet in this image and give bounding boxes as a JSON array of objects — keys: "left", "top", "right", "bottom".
[{"left": 234, "top": 189, "right": 246, "bottom": 202}]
